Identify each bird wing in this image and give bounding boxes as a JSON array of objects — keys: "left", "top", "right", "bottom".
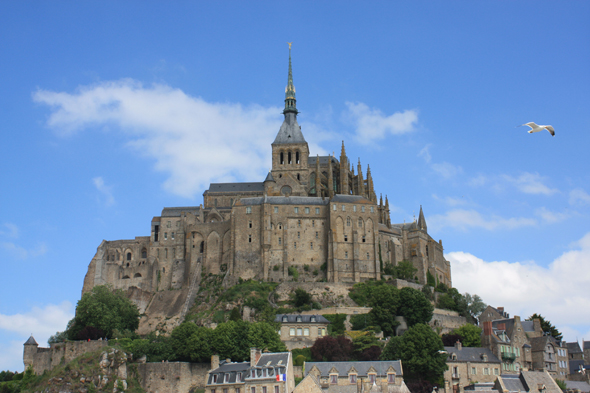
[
  {"left": 524, "top": 122, "right": 538, "bottom": 128},
  {"left": 545, "top": 126, "right": 555, "bottom": 136}
]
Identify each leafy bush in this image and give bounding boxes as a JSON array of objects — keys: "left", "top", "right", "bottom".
[
  {"left": 273, "top": 265, "right": 280, "bottom": 271},
  {"left": 324, "top": 314, "right": 347, "bottom": 336},
  {"left": 288, "top": 266, "right": 299, "bottom": 280},
  {"left": 294, "top": 355, "right": 306, "bottom": 366}
]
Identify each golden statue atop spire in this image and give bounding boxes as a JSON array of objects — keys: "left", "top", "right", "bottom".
[{"left": 288, "top": 42, "right": 292, "bottom": 50}]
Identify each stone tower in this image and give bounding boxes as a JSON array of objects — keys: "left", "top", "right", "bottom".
[
  {"left": 270, "top": 44, "right": 310, "bottom": 196},
  {"left": 23, "top": 335, "right": 38, "bottom": 370}
]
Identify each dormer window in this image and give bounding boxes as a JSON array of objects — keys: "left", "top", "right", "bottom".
[
  {"left": 388, "top": 373, "right": 395, "bottom": 384},
  {"left": 369, "top": 374, "right": 376, "bottom": 384},
  {"left": 296, "top": 316, "right": 302, "bottom": 322},
  {"left": 349, "top": 374, "right": 357, "bottom": 384},
  {"left": 251, "top": 370, "right": 256, "bottom": 378},
  {"left": 224, "top": 374, "right": 229, "bottom": 383},
  {"left": 311, "top": 316, "right": 316, "bottom": 323},
  {"left": 282, "top": 316, "right": 288, "bottom": 323},
  {"left": 213, "top": 375, "right": 218, "bottom": 383},
  {"left": 237, "top": 373, "right": 241, "bottom": 382},
  {"left": 330, "top": 374, "right": 338, "bottom": 384}
]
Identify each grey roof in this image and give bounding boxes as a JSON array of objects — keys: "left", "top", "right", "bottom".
[
  {"left": 584, "top": 341, "right": 590, "bottom": 350},
  {"left": 566, "top": 341, "right": 582, "bottom": 354},
  {"left": 444, "top": 346, "right": 501, "bottom": 363},
  {"left": 521, "top": 321, "right": 535, "bottom": 332},
  {"left": 275, "top": 314, "right": 331, "bottom": 324},
  {"left": 378, "top": 223, "right": 401, "bottom": 236},
  {"left": 273, "top": 112, "right": 306, "bottom": 144},
  {"left": 256, "top": 352, "right": 290, "bottom": 368},
  {"left": 24, "top": 336, "right": 38, "bottom": 345},
  {"left": 530, "top": 336, "right": 557, "bottom": 352},
  {"left": 565, "top": 381, "right": 590, "bottom": 393},
  {"left": 208, "top": 353, "right": 290, "bottom": 385},
  {"left": 500, "top": 374, "right": 527, "bottom": 393},
  {"left": 305, "top": 361, "right": 402, "bottom": 378},
  {"left": 206, "top": 182, "right": 265, "bottom": 194},
  {"left": 324, "top": 385, "right": 358, "bottom": 393},
  {"left": 161, "top": 206, "right": 201, "bottom": 217},
  {"left": 331, "top": 195, "right": 373, "bottom": 204},
  {"left": 391, "top": 222, "right": 418, "bottom": 231},
  {"left": 264, "top": 172, "right": 275, "bottom": 182},
  {"left": 308, "top": 156, "right": 339, "bottom": 166},
  {"left": 568, "top": 359, "right": 586, "bottom": 374},
  {"left": 208, "top": 361, "right": 251, "bottom": 385},
  {"left": 238, "top": 196, "right": 330, "bottom": 206}
]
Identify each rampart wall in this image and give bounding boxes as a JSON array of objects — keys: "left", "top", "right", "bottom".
[
  {"left": 26, "top": 340, "right": 109, "bottom": 375},
  {"left": 137, "top": 362, "right": 210, "bottom": 393}
]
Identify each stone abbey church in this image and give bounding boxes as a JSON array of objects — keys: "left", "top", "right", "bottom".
[{"left": 82, "top": 49, "right": 452, "bottom": 314}]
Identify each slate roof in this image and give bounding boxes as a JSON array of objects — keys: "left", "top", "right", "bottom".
[
  {"left": 237, "top": 196, "right": 330, "bottom": 206},
  {"left": 520, "top": 370, "right": 561, "bottom": 393},
  {"left": 331, "top": 195, "right": 373, "bottom": 204},
  {"left": 205, "top": 182, "right": 265, "bottom": 194},
  {"left": 584, "top": 341, "right": 590, "bottom": 350},
  {"left": 492, "top": 319, "right": 517, "bottom": 337},
  {"left": 207, "top": 352, "right": 291, "bottom": 385},
  {"left": 161, "top": 206, "right": 201, "bottom": 217},
  {"left": 305, "top": 360, "right": 403, "bottom": 378},
  {"left": 565, "top": 381, "right": 590, "bottom": 393},
  {"left": 24, "top": 336, "right": 38, "bottom": 345},
  {"left": 275, "top": 314, "right": 331, "bottom": 324},
  {"left": 308, "top": 156, "right": 339, "bottom": 165},
  {"left": 568, "top": 359, "right": 587, "bottom": 375},
  {"left": 530, "top": 336, "right": 557, "bottom": 352},
  {"left": 377, "top": 223, "right": 401, "bottom": 236},
  {"left": 273, "top": 112, "right": 306, "bottom": 144},
  {"left": 207, "top": 361, "right": 250, "bottom": 385},
  {"left": 500, "top": 374, "right": 527, "bottom": 393},
  {"left": 444, "top": 346, "right": 501, "bottom": 363},
  {"left": 391, "top": 222, "right": 418, "bottom": 231},
  {"left": 256, "top": 352, "right": 290, "bottom": 368},
  {"left": 265, "top": 172, "right": 275, "bottom": 182},
  {"left": 521, "top": 321, "right": 535, "bottom": 332},
  {"left": 566, "top": 342, "right": 582, "bottom": 354}
]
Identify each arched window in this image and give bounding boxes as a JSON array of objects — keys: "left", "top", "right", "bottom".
[
  {"left": 199, "top": 241, "right": 204, "bottom": 253},
  {"left": 106, "top": 254, "right": 110, "bottom": 261},
  {"left": 358, "top": 218, "right": 363, "bottom": 227},
  {"left": 134, "top": 273, "right": 142, "bottom": 278},
  {"left": 126, "top": 252, "right": 131, "bottom": 261},
  {"left": 280, "top": 152, "right": 284, "bottom": 165},
  {"left": 288, "top": 152, "right": 292, "bottom": 164},
  {"left": 141, "top": 248, "right": 147, "bottom": 258},
  {"left": 346, "top": 217, "right": 351, "bottom": 226},
  {"left": 296, "top": 151, "right": 300, "bottom": 164}
]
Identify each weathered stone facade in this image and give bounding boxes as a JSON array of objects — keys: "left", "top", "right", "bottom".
[{"left": 81, "top": 49, "right": 452, "bottom": 330}]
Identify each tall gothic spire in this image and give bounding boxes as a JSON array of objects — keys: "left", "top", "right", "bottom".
[
  {"left": 418, "top": 205, "right": 427, "bottom": 232},
  {"left": 284, "top": 43, "right": 297, "bottom": 114}
]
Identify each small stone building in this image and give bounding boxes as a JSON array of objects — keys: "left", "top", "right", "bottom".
[
  {"left": 443, "top": 341, "right": 501, "bottom": 393},
  {"left": 274, "top": 314, "right": 330, "bottom": 350}
]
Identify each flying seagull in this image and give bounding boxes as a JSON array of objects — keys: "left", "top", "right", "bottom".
[{"left": 520, "top": 122, "right": 555, "bottom": 136}]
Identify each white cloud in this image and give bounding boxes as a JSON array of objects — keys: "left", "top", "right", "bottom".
[
  {"left": 93, "top": 176, "right": 115, "bottom": 207},
  {"left": 0, "top": 301, "right": 74, "bottom": 371},
  {"left": 502, "top": 172, "right": 558, "bottom": 195},
  {"left": 431, "top": 161, "right": 463, "bottom": 179},
  {"left": 34, "top": 79, "right": 283, "bottom": 198},
  {"left": 535, "top": 207, "right": 571, "bottom": 223},
  {"left": 0, "top": 223, "right": 47, "bottom": 259},
  {"left": 447, "top": 231, "right": 590, "bottom": 341},
  {"left": 418, "top": 144, "right": 432, "bottom": 163},
  {"left": 345, "top": 102, "right": 417, "bottom": 144},
  {"left": 428, "top": 209, "right": 537, "bottom": 231},
  {"left": 569, "top": 188, "right": 590, "bottom": 206}
]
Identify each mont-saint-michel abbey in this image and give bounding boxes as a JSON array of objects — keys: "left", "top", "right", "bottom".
[{"left": 82, "top": 48, "right": 452, "bottom": 329}]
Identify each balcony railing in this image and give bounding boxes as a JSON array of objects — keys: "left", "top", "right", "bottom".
[
  {"left": 502, "top": 352, "right": 517, "bottom": 361},
  {"left": 452, "top": 373, "right": 461, "bottom": 379}
]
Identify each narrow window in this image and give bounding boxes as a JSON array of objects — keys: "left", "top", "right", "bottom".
[
  {"left": 127, "top": 252, "right": 132, "bottom": 261},
  {"left": 346, "top": 217, "right": 351, "bottom": 226},
  {"left": 280, "top": 152, "right": 284, "bottom": 165},
  {"left": 304, "top": 328, "right": 309, "bottom": 336},
  {"left": 358, "top": 218, "right": 363, "bottom": 227},
  {"left": 369, "top": 375, "right": 376, "bottom": 384},
  {"left": 141, "top": 249, "right": 147, "bottom": 258},
  {"left": 154, "top": 225, "right": 159, "bottom": 242},
  {"left": 213, "top": 375, "right": 217, "bottom": 383},
  {"left": 350, "top": 374, "right": 357, "bottom": 384},
  {"left": 344, "top": 235, "right": 348, "bottom": 242},
  {"left": 294, "top": 207, "right": 299, "bottom": 214},
  {"left": 290, "top": 328, "right": 295, "bottom": 336},
  {"left": 237, "top": 373, "right": 241, "bottom": 382},
  {"left": 246, "top": 206, "right": 252, "bottom": 214},
  {"left": 294, "top": 242, "right": 297, "bottom": 249},
  {"left": 230, "top": 198, "right": 233, "bottom": 206},
  {"left": 297, "top": 232, "right": 300, "bottom": 239},
  {"left": 331, "top": 375, "right": 338, "bottom": 384},
  {"left": 353, "top": 205, "right": 357, "bottom": 212},
  {"left": 345, "top": 251, "right": 348, "bottom": 258},
  {"left": 312, "top": 220, "right": 315, "bottom": 227},
  {"left": 315, "top": 207, "right": 320, "bottom": 214},
  {"left": 164, "top": 232, "right": 168, "bottom": 240},
  {"left": 274, "top": 206, "right": 278, "bottom": 213},
  {"left": 333, "top": 205, "right": 337, "bottom": 211},
  {"left": 367, "top": 252, "right": 370, "bottom": 259},
  {"left": 298, "top": 220, "right": 301, "bottom": 227},
  {"left": 167, "top": 221, "right": 171, "bottom": 228},
  {"left": 200, "top": 241, "right": 204, "bottom": 253},
  {"left": 278, "top": 237, "right": 282, "bottom": 245},
  {"left": 371, "top": 206, "right": 374, "bottom": 213},
  {"left": 251, "top": 388, "right": 256, "bottom": 393},
  {"left": 310, "top": 242, "right": 313, "bottom": 250},
  {"left": 362, "top": 236, "right": 366, "bottom": 243},
  {"left": 305, "top": 207, "right": 309, "bottom": 214},
  {"left": 172, "top": 248, "right": 176, "bottom": 258},
  {"left": 316, "top": 232, "right": 319, "bottom": 239},
  {"left": 342, "top": 205, "right": 345, "bottom": 212},
  {"left": 288, "top": 152, "right": 292, "bottom": 164},
  {"left": 388, "top": 374, "right": 395, "bottom": 383},
  {"left": 361, "top": 206, "right": 365, "bottom": 212},
  {"left": 297, "top": 173, "right": 300, "bottom": 180},
  {"left": 296, "top": 151, "right": 300, "bottom": 164},
  {"left": 262, "top": 387, "right": 267, "bottom": 393},
  {"left": 275, "top": 387, "right": 279, "bottom": 393},
  {"left": 171, "top": 232, "right": 175, "bottom": 240},
  {"left": 157, "top": 249, "right": 160, "bottom": 258},
  {"left": 297, "top": 328, "right": 302, "bottom": 336},
  {"left": 249, "top": 221, "right": 252, "bottom": 228},
  {"left": 248, "top": 235, "right": 252, "bottom": 243}
]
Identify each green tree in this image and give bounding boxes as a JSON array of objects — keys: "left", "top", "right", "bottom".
[
  {"left": 526, "top": 314, "right": 563, "bottom": 340},
  {"left": 324, "top": 314, "right": 347, "bottom": 336},
  {"left": 68, "top": 285, "right": 140, "bottom": 339},
  {"left": 48, "top": 330, "right": 67, "bottom": 344},
  {"left": 170, "top": 322, "right": 200, "bottom": 361},
  {"left": 395, "top": 261, "right": 418, "bottom": 281},
  {"left": 426, "top": 271, "right": 436, "bottom": 287},
  {"left": 187, "top": 327, "right": 213, "bottom": 362},
  {"left": 292, "top": 288, "right": 312, "bottom": 308},
  {"left": 380, "top": 323, "right": 447, "bottom": 383},
  {"left": 398, "top": 287, "right": 434, "bottom": 327},
  {"left": 248, "top": 322, "right": 287, "bottom": 353},
  {"left": 463, "top": 293, "right": 486, "bottom": 324},
  {"left": 436, "top": 293, "right": 456, "bottom": 311},
  {"left": 555, "top": 379, "right": 567, "bottom": 391},
  {"left": 453, "top": 324, "right": 482, "bottom": 347},
  {"left": 229, "top": 307, "right": 242, "bottom": 321},
  {"left": 367, "top": 285, "right": 400, "bottom": 337}
]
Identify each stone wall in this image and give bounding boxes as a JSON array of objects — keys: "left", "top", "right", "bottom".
[
  {"left": 137, "top": 362, "right": 210, "bottom": 393},
  {"left": 27, "top": 340, "right": 109, "bottom": 375},
  {"left": 430, "top": 309, "right": 467, "bottom": 334}
]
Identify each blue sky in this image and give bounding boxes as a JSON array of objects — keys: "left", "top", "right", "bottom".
[{"left": 1, "top": 2, "right": 589, "bottom": 371}]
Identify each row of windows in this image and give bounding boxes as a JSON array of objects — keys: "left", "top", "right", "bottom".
[
  {"left": 166, "top": 221, "right": 181, "bottom": 228},
  {"left": 470, "top": 367, "right": 500, "bottom": 375},
  {"left": 342, "top": 251, "right": 371, "bottom": 259},
  {"left": 333, "top": 205, "right": 374, "bottom": 213},
  {"left": 500, "top": 346, "right": 520, "bottom": 356},
  {"left": 292, "top": 242, "right": 322, "bottom": 250},
  {"left": 502, "top": 363, "right": 517, "bottom": 371},
  {"left": 279, "top": 150, "right": 301, "bottom": 165},
  {"left": 289, "top": 327, "right": 326, "bottom": 337},
  {"left": 327, "top": 374, "right": 395, "bottom": 385},
  {"left": 211, "top": 387, "right": 280, "bottom": 393},
  {"left": 107, "top": 251, "right": 142, "bottom": 261},
  {"left": 557, "top": 349, "right": 567, "bottom": 357},
  {"left": 558, "top": 360, "right": 568, "bottom": 368}
]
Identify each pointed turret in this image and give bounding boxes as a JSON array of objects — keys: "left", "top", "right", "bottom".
[
  {"left": 418, "top": 205, "right": 427, "bottom": 232},
  {"left": 357, "top": 159, "right": 365, "bottom": 196},
  {"left": 339, "top": 141, "right": 350, "bottom": 194},
  {"left": 284, "top": 43, "right": 297, "bottom": 115},
  {"left": 385, "top": 196, "right": 391, "bottom": 228},
  {"left": 328, "top": 156, "right": 335, "bottom": 197},
  {"left": 315, "top": 154, "right": 321, "bottom": 196}
]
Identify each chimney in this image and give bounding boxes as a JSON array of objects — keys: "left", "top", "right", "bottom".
[
  {"left": 533, "top": 319, "right": 542, "bottom": 334},
  {"left": 455, "top": 340, "right": 462, "bottom": 351},
  {"left": 514, "top": 316, "right": 521, "bottom": 323},
  {"left": 483, "top": 321, "right": 492, "bottom": 336},
  {"left": 497, "top": 307, "right": 504, "bottom": 313},
  {"left": 211, "top": 355, "right": 220, "bottom": 370},
  {"left": 250, "top": 348, "right": 262, "bottom": 366}
]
